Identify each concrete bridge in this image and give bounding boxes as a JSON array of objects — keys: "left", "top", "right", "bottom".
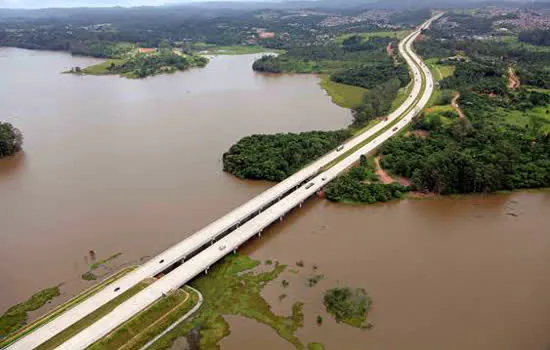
[{"left": 6, "top": 14, "right": 441, "bottom": 350}]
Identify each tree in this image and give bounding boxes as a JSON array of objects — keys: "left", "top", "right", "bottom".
[{"left": 0, "top": 122, "right": 23, "bottom": 158}]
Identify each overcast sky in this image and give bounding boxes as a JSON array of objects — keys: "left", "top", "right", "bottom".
[{"left": 0, "top": 0, "right": 266, "bottom": 9}]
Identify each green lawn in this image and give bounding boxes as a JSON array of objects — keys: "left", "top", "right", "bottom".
[
  {"left": 318, "top": 74, "right": 368, "bottom": 109},
  {"left": 35, "top": 279, "right": 153, "bottom": 350},
  {"left": 89, "top": 287, "right": 200, "bottom": 350},
  {"left": 80, "top": 59, "right": 127, "bottom": 75}
]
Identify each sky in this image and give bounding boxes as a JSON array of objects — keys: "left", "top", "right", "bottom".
[{"left": 0, "top": 0, "right": 268, "bottom": 9}]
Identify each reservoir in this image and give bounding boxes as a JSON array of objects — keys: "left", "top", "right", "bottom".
[{"left": 1, "top": 47, "right": 550, "bottom": 349}]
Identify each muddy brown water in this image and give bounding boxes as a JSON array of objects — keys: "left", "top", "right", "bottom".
[
  {"left": 1, "top": 48, "right": 550, "bottom": 350},
  {"left": 0, "top": 48, "right": 350, "bottom": 312}
]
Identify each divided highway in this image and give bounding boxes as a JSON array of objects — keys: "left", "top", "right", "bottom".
[{"left": 5, "top": 14, "right": 441, "bottom": 350}]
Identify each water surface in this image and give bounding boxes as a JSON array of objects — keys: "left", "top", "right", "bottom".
[{"left": 0, "top": 48, "right": 351, "bottom": 311}]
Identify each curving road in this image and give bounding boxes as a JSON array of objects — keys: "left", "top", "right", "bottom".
[{"left": 5, "top": 13, "right": 441, "bottom": 350}]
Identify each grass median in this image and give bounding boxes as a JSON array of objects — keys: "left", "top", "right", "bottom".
[
  {"left": 35, "top": 278, "right": 154, "bottom": 350},
  {"left": 88, "top": 286, "right": 200, "bottom": 350},
  {"left": 322, "top": 36, "right": 428, "bottom": 171}
]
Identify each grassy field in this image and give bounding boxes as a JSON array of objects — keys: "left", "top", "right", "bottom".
[
  {"left": 424, "top": 104, "right": 458, "bottom": 126},
  {"left": 143, "top": 254, "right": 305, "bottom": 350},
  {"left": 0, "top": 267, "right": 136, "bottom": 348},
  {"left": 89, "top": 287, "right": 199, "bottom": 350},
  {"left": 318, "top": 74, "right": 368, "bottom": 109},
  {"left": 425, "top": 58, "right": 455, "bottom": 82},
  {"left": 335, "top": 30, "right": 410, "bottom": 44},
  {"left": 502, "top": 106, "right": 550, "bottom": 133},
  {"left": 35, "top": 279, "right": 153, "bottom": 350},
  {"left": 80, "top": 59, "right": 127, "bottom": 75}
]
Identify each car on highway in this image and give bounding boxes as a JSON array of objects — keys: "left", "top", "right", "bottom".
[
  {"left": 336, "top": 145, "right": 344, "bottom": 151},
  {"left": 392, "top": 127, "right": 398, "bottom": 132},
  {"left": 305, "top": 183, "right": 315, "bottom": 189}
]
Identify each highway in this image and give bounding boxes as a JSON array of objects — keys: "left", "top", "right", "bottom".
[{"left": 5, "top": 14, "right": 440, "bottom": 350}]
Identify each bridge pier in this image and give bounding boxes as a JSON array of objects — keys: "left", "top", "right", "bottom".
[
  {"left": 205, "top": 267, "right": 209, "bottom": 275},
  {"left": 279, "top": 216, "right": 283, "bottom": 222},
  {"left": 299, "top": 202, "right": 303, "bottom": 208}
]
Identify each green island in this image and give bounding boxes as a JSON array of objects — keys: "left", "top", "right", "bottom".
[
  {"left": 68, "top": 49, "right": 208, "bottom": 79},
  {"left": 0, "top": 121, "right": 24, "bottom": 158},
  {"left": 323, "top": 287, "right": 372, "bottom": 329}
]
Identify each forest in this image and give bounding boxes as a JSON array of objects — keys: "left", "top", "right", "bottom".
[
  {"left": 0, "top": 122, "right": 23, "bottom": 158},
  {"left": 379, "top": 91, "right": 550, "bottom": 194},
  {"left": 519, "top": 29, "right": 550, "bottom": 46},
  {"left": 324, "top": 156, "right": 409, "bottom": 204},
  {"left": 222, "top": 130, "right": 350, "bottom": 181}
]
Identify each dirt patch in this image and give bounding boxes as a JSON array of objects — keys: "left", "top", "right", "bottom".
[
  {"left": 508, "top": 66, "right": 520, "bottom": 90},
  {"left": 375, "top": 156, "right": 411, "bottom": 186},
  {"left": 386, "top": 42, "right": 393, "bottom": 57},
  {"left": 406, "top": 130, "right": 430, "bottom": 138},
  {"left": 374, "top": 156, "right": 394, "bottom": 185},
  {"left": 451, "top": 92, "right": 466, "bottom": 119}
]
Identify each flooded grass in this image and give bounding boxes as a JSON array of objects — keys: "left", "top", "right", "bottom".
[
  {"left": 144, "top": 254, "right": 305, "bottom": 349},
  {"left": 0, "top": 286, "right": 60, "bottom": 341},
  {"left": 0, "top": 267, "right": 136, "bottom": 348}
]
